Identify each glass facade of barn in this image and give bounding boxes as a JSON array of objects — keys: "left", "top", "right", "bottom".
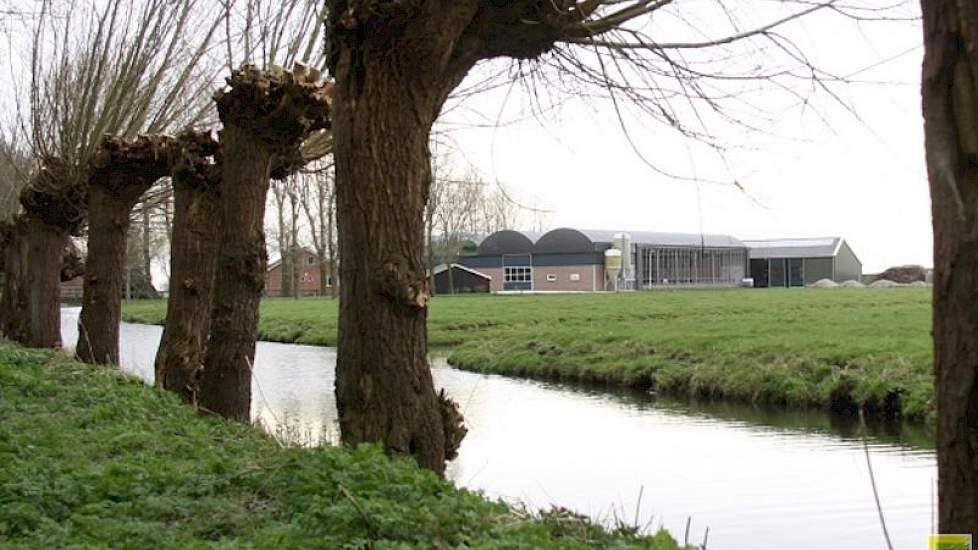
[{"left": 638, "top": 246, "right": 748, "bottom": 288}]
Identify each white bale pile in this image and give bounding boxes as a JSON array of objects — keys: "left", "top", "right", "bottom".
[
  {"left": 840, "top": 280, "right": 865, "bottom": 288},
  {"left": 869, "top": 279, "right": 901, "bottom": 288},
  {"left": 809, "top": 278, "right": 840, "bottom": 288}
]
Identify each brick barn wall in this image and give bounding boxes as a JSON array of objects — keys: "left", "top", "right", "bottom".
[
  {"left": 479, "top": 267, "right": 504, "bottom": 292},
  {"left": 265, "top": 264, "right": 284, "bottom": 296},
  {"left": 265, "top": 249, "right": 331, "bottom": 297},
  {"left": 533, "top": 264, "right": 603, "bottom": 292}
]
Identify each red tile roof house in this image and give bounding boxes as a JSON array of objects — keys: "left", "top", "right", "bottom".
[{"left": 264, "top": 248, "right": 334, "bottom": 297}]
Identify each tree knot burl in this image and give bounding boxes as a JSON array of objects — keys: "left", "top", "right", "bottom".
[
  {"left": 172, "top": 131, "right": 221, "bottom": 191},
  {"left": 214, "top": 64, "right": 333, "bottom": 152},
  {"left": 60, "top": 242, "right": 84, "bottom": 282},
  {"left": 374, "top": 258, "right": 429, "bottom": 312},
  {"left": 90, "top": 135, "right": 175, "bottom": 196}
]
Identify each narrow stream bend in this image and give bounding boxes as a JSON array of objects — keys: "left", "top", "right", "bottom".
[{"left": 60, "top": 308, "right": 935, "bottom": 549}]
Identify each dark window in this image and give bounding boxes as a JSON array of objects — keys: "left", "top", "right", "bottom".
[
  {"left": 788, "top": 258, "right": 804, "bottom": 287},
  {"left": 750, "top": 259, "right": 769, "bottom": 287},
  {"left": 504, "top": 266, "right": 532, "bottom": 283},
  {"left": 769, "top": 259, "right": 786, "bottom": 288},
  {"left": 306, "top": 256, "right": 316, "bottom": 265}
]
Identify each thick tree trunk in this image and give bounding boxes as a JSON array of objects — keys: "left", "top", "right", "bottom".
[
  {"left": 331, "top": 50, "right": 469, "bottom": 474},
  {"left": 0, "top": 219, "right": 30, "bottom": 342},
  {"left": 76, "top": 183, "right": 147, "bottom": 364},
  {"left": 921, "top": 0, "right": 978, "bottom": 536},
  {"left": 155, "top": 174, "right": 221, "bottom": 403},
  {"left": 24, "top": 217, "right": 66, "bottom": 348},
  {"left": 198, "top": 124, "right": 273, "bottom": 421}
]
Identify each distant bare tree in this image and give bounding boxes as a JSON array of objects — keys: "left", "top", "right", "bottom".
[
  {"left": 298, "top": 161, "right": 338, "bottom": 298},
  {"left": 270, "top": 177, "right": 302, "bottom": 298},
  {"left": 434, "top": 170, "right": 483, "bottom": 293},
  {"left": 477, "top": 183, "right": 521, "bottom": 236}
]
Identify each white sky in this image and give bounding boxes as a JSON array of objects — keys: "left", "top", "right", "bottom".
[
  {"left": 438, "top": 5, "right": 927, "bottom": 274},
  {"left": 2, "top": 2, "right": 928, "bottom": 278}
]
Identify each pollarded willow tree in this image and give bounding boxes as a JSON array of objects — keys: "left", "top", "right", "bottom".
[
  {"left": 154, "top": 0, "right": 335, "bottom": 406},
  {"left": 154, "top": 131, "right": 221, "bottom": 403},
  {"left": 76, "top": 136, "right": 174, "bottom": 365},
  {"left": 197, "top": 65, "right": 332, "bottom": 420},
  {"left": 920, "top": 0, "right": 978, "bottom": 537},
  {"left": 323, "top": 0, "right": 908, "bottom": 473},
  {"left": 17, "top": 159, "right": 86, "bottom": 348}
]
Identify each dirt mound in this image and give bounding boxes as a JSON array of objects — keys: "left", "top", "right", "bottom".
[
  {"left": 870, "top": 279, "right": 901, "bottom": 288},
  {"left": 877, "top": 265, "right": 927, "bottom": 284},
  {"left": 809, "top": 278, "right": 839, "bottom": 288},
  {"left": 840, "top": 280, "right": 865, "bottom": 288}
]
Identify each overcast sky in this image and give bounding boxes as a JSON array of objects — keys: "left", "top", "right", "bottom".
[{"left": 439, "top": 4, "right": 925, "bottom": 274}]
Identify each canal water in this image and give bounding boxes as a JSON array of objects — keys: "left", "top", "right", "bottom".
[{"left": 60, "top": 308, "right": 935, "bottom": 549}]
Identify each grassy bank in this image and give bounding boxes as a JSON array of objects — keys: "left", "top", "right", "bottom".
[
  {"left": 121, "top": 288, "right": 933, "bottom": 421},
  {"left": 0, "top": 344, "right": 682, "bottom": 548}
]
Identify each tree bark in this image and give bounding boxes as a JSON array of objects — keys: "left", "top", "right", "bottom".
[
  {"left": 198, "top": 124, "right": 273, "bottom": 421},
  {"left": 0, "top": 218, "right": 31, "bottom": 343},
  {"left": 197, "top": 64, "right": 330, "bottom": 422},
  {"left": 921, "top": 0, "right": 978, "bottom": 536},
  {"left": 330, "top": 38, "right": 470, "bottom": 474},
  {"left": 24, "top": 217, "right": 67, "bottom": 348},
  {"left": 76, "top": 182, "right": 150, "bottom": 364},
  {"left": 155, "top": 168, "right": 221, "bottom": 403}
]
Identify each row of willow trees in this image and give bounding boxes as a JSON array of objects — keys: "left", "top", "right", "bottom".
[
  {"left": 0, "top": 65, "right": 332, "bottom": 417},
  {"left": 0, "top": 1, "right": 351, "bottom": 424}
]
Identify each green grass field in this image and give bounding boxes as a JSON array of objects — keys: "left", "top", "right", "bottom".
[
  {"left": 0, "top": 345, "right": 682, "bottom": 548},
  {"left": 122, "top": 288, "right": 934, "bottom": 421}
]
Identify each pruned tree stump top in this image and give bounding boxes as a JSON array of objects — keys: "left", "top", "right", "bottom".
[{"left": 215, "top": 64, "right": 333, "bottom": 152}]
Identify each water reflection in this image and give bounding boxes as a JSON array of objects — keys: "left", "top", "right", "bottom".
[{"left": 60, "top": 307, "right": 935, "bottom": 550}]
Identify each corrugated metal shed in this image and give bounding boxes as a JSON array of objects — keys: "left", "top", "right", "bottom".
[
  {"left": 579, "top": 229, "right": 746, "bottom": 249},
  {"left": 743, "top": 237, "right": 842, "bottom": 259}
]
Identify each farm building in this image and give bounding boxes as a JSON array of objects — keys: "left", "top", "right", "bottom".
[
  {"left": 743, "top": 237, "right": 862, "bottom": 287},
  {"left": 457, "top": 228, "right": 750, "bottom": 292},
  {"left": 431, "top": 263, "right": 492, "bottom": 294},
  {"left": 265, "top": 248, "right": 334, "bottom": 297}
]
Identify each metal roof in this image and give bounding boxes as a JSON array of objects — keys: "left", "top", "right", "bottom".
[
  {"left": 431, "top": 263, "right": 492, "bottom": 279},
  {"left": 534, "top": 228, "right": 595, "bottom": 254},
  {"left": 579, "top": 229, "right": 746, "bottom": 249},
  {"left": 743, "top": 237, "right": 843, "bottom": 259},
  {"left": 477, "top": 230, "right": 537, "bottom": 255}
]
